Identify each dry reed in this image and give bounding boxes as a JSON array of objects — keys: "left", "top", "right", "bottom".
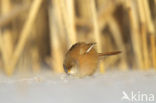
[
  {"left": 90, "top": 0, "right": 105, "bottom": 73},
  {"left": 0, "top": 0, "right": 155, "bottom": 75}
]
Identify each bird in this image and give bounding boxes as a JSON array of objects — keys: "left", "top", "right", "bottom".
[{"left": 63, "top": 42, "right": 121, "bottom": 77}]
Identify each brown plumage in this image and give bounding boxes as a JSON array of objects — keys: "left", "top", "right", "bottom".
[{"left": 63, "top": 42, "right": 121, "bottom": 77}]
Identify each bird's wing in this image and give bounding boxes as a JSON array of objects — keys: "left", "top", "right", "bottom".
[{"left": 85, "top": 43, "right": 96, "bottom": 53}]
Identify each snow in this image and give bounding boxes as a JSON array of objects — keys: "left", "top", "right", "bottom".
[{"left": 0, "top": 70, "right": 156, "bottom": 103}]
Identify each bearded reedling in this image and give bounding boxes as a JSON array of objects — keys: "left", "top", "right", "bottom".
[{"left": 63, "top": 42, "right": 121, "bottom": 77}]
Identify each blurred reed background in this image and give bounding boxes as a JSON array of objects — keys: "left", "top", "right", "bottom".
[{"left": 0, "top": 0, "right": 155, "bottom": 76}]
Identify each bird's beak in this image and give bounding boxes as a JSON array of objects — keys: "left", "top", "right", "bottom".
[{"left": 63, "top": 64, "right": 69, "bottom": 75}]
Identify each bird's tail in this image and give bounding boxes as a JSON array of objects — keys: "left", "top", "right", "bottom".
[{"left": 98, "top": 51, "right": 121, "bottom": 57}]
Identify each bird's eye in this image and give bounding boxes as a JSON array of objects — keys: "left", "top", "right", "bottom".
[{"left": 63, "top": 64, "right": 68, "bottom": 73}]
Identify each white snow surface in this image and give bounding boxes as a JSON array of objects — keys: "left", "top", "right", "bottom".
[{"left": 0, "top": 70, "right": 156, "bottom": 103}]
